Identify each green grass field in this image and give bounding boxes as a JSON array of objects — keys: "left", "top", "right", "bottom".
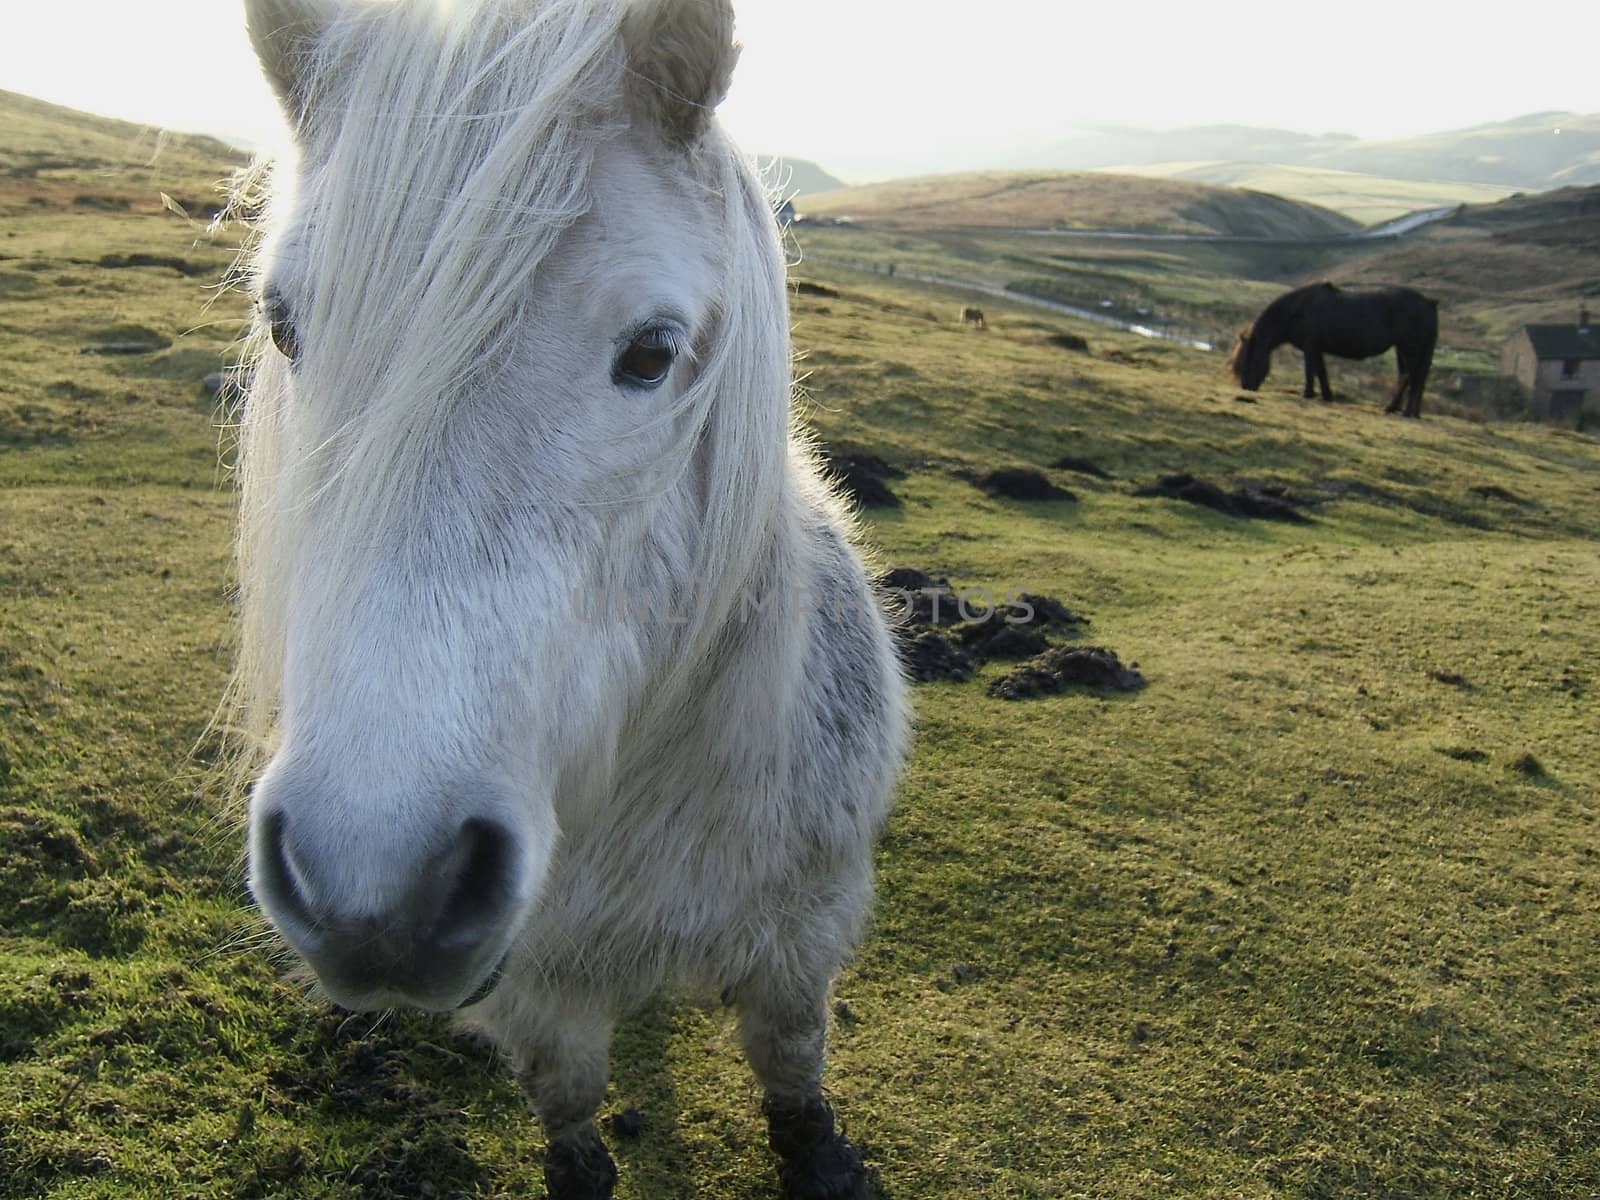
[{"left": 4, "top": 110, "right": 1600, "bottom": 1200}]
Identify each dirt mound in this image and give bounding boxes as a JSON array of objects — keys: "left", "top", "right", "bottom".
[
  {"left": 1014, "top": 593, "right": 1090, "bottom": 631},
  {"left": 81, "top": 339, "right": 170, "bottom": 356},
  {"left": 1468, "top": 483, "right": 1527, "bottom": 504},
  {"left": 879, "top": 565, "right": 939, "bottom": 592},
  {"left": 1103, "top": 349, "right": 1154, "bottom": 367},
  {"left": 988, "top": 646, "right": 1147, "bottom": 700},
  {"left": 1046, "top": 332, "right": 1090, "bottom": 353},
  {"left": 976, "top": 467, "right": 1076, "bottom": 502},
  {"left": 897, "top": 629, "right": 975, "bottom": 682},
  {"left": 1133, "top": 473, "right": 1310, "bottom": 523},
  {"left": 97, "top": 253, "right": 207, "bottom": 277},
  {"left": 878, "top": 566, "right": 963, "bottom": 626},
  {"left": 1052, "top": 455, "right": 1115, "bottom": 480},
  {"left": 955, "top": 621, "right": 1048, "bottom": 660},
  {"left": 954, "top": 594, "right": 1088, "bottom": 649},
  {"left": 822, "top": 451, "right": 904, "bottom": 508},
  {"left": 880, "top": 567, "right": 1100, "bottom": 683}
]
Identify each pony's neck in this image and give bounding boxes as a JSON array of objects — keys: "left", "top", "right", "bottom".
[
  {"left": 1253, "top": 303, "right": 1293, "bottom": 353},
  {"left": 624, "top": 451, "right": 795, "bottom": 691}
]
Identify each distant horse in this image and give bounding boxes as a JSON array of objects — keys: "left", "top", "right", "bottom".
[
  {"left": 961, "top": 305, "right": 987, "bottom": 330},
  {"left": 235, "top": 2, "right": 907, "bottom": 1199},
  {"left": 1227, "top": 282, "right": 1439, "bottom": 417}
]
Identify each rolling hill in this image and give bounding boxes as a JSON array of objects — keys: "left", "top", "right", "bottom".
[
  {"left": 1103, "top": 161, "right": 1519, "bottom": 227},
  {"left": 797, "top": 170, "right": 1361, "bottom": 239},
  {"left": 754, "top": 154, "right": 847, "bottom": 200},
  {"left": 0, "top": 89, "right": 248, "bottom": 213},
  {"left": 1312, "top": 112, "right": 1600, "bottom": 189}
]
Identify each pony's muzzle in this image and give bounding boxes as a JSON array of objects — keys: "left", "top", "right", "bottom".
[{"left": 250, "top": 807, "right": 526, "bottom": 1012}]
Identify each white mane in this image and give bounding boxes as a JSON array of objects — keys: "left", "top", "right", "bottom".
[{"left": 233, "top": 0, "right": 793, "bottom": 759}]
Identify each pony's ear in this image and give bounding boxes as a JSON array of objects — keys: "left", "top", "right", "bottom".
[
  {"left": 246, "top": 0, "right": 342, "bottom": 125},
  {"left": 621, "top": 0, "right": 739, "bottom": 148}
]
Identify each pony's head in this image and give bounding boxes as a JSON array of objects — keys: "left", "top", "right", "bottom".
[
  {"left": 235, "top": 0, "right": 788, "bottom": 1012},
  {"left": 1226, "top": 324, "right": 1269, "bottom": 390}
]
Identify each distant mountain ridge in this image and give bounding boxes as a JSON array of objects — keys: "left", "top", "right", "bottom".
[
  {"left": 755, "top": 156, "right": 847, "bottom": 201},
  {"left": 785, "top": 113, "right": 1600, "bottom": 231},
  {"left": 1311, "top": 113, "right": 1600, "bottom": 189},
  {"left": 1041, "top": 112, "right": 1600, "bottom": 192}
]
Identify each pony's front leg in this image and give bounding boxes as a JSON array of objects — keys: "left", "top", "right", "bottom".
[
  {"left": 1306, "top": 351, "right": 1334, "bottom": 401},
  {"left": 510, "top": 1008, "right": 618, "bottom": 1200},
  {"left": 737, "top": 982, "right": 870, "bottom": 1200}
]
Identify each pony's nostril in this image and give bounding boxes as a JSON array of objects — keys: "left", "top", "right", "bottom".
[
  {"left": 252, "top": 808, "right": 321, "bottom": 935},
  {"left": 432, "top": 818, "right": 518, "bottom": 952}
]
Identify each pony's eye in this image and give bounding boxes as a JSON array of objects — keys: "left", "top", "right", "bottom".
[
  {"left": 612, "top": 326, "right": 681, "bottom": 389},
  {"left": 262, "top": 291, "right": 301, "bottom": 364}
]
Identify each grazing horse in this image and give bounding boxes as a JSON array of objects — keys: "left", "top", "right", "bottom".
[
  {"left": 960, "top": 305, "right": 987, "bottom": 330},
  {"left": 1227, "top": 282, "right": 1439, "bottom": 417},
  {"left": 234, "top": 2, "right": 908, "bottom": 1198}
]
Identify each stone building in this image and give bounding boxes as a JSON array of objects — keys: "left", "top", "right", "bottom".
[{"left": 1502, "top": 306, "right": 1600, "bottom": 427}]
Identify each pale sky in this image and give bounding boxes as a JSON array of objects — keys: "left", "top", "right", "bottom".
[{"left": 1, "top": 1, "right": 1594, "bottom": 181}]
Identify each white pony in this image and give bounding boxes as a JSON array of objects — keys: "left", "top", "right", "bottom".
[{"left": 235, "top": 0, "right": 907, "bottom": 1196}]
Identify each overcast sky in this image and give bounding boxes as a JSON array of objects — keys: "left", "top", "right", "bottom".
[{"left": 2, "top": 1, "right": 1594, "bottom": 180}]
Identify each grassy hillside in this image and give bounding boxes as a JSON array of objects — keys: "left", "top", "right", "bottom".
[
  {"left": 5, "top": 99, "right": 1600, "bottom": 1200},
  {"left": 0, "top": 89, "right": 248, "bottom": 215},
  {"left": 1104, "top": 161, "right": 1518, "bottom": 226},
  {"left": 1332, "top": 185, "right": 1600, "bottom": 349},
  {"left": 798, "top": 170, "right": 1360, "bottom": 239},
  {"left": 788, "top": 221, "right": 1327, "bottom": 351}
]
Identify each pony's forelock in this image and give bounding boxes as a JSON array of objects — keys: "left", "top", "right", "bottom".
[
  {"left": 228, "top": 0, "right": 793, "bottom": 763},
  {"left": 1225, "top": 325, "right": 1252, "bottom": 383},
  {"left": 232, "top": 0, "right": 634, "bottom": 754}
]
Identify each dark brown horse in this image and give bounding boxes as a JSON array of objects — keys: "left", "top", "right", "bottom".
[{"left": 1227, "top": 282, "right": 1439, "bottom": 417}]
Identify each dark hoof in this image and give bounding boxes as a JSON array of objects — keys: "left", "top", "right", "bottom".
[
  {"left": 767, "top": 1097, "right": 872, "bottom": 1200},
  {"left": 778, "top": 1131, "right": 870, "bottom": 1200},
  {"left": 545, "top": 1125, "right": 617, "bottom": 1200}
]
